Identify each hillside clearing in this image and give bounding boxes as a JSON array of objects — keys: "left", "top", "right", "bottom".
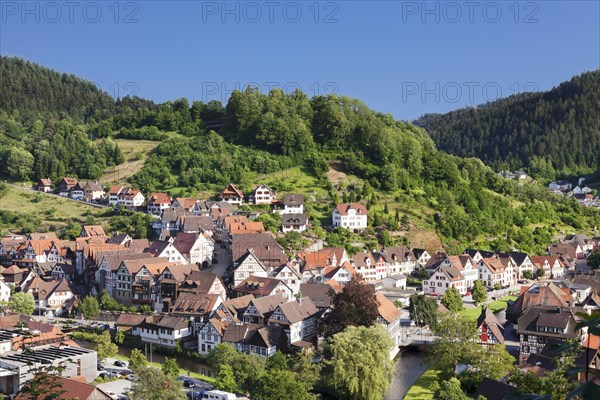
[{"left": 98, "top": 139, "right": 159, "bottom": 185}]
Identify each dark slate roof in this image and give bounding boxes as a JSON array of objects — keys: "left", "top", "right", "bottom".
[
  {"left": 472, "top": 378, "right": 516, "bottom": 400},
  {"left": 299, "top": 283, "right": 334, "bottom": 308},
  {"left": 281, "top": 194, "right": 304, "bottom": 205},
  {"left": 517, "top": 306, "right": 580, "bottom": 339},
  {"left": 281, "top": 213, "right": 308, "bottom": 225},
  {"left": 509, "top": 251, "right": 530, "bottom": 266}
]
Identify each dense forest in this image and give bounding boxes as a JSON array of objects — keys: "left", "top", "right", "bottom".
[
  {"left": 1, "top": 56, "right": 599, "bottom": 253},
  {"left": 415, "top": 70, "right": 600, "bottom": 177}
]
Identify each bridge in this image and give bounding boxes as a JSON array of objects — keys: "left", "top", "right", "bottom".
[{"left": 398, "top": 325, "right": 437, "bottom": 346}]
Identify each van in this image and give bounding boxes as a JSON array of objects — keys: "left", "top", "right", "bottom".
[{"left": 202, "top": 390, "right": 236, "bottom": 400}]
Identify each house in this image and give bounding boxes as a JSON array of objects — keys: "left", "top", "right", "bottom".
[
  {"left": 248, "top": 184, "right": 276, "bottom": 204},
  {"left": 171, "top": 292, "right": 222, "bottom": 318},
  {"left": 299, "top": 283, "right": 333, "bottom": 309},
  {"left": 69, "top": 183, "right": 86, "bottom": 200},
  {"left": 234, "top": 276, "right": 293, "bottom": 301},
  {"left": 422, "top": 263, "right": 467, "bottom": 295},
  {"left": 380, "top": 246, "right": 417, "bottom": 275},
  {"left": 113, "top": 257, "right": 177, "bottom": 306},
  {"left": 476, "top": 306, "right": 505, "bottom": 346},
  {"left": 351, "top": 252, "right": 385, "bottom": 282},
  {"left": 36, "top": 178, "right": 53, "bottom": 193},
  {"left": 375, "top": 293, "right": 402, "bottom": 353},
  {"left": 507, "top": 283, "right": 574, "bottom": 324},
  {"left": 212, "top": 295, "right": 254, "bottom": 324},
  {"left": 0, "top": 278, "right": 10, "bottom": 303},
  {"left": 181, "top": 215, "right": 214, "bottom": 235},
  {"left": 147, "top": 192, "right": 172, "bottom": 214},
  {"left": 35, "top": 279, "right": 76, "bottom": 317},
  {"left": 472, "top": 378, "right": 517, "bottom": 400},
  {"left": 382, "top": 275, "right": 407, "bottom": 290},
  {"left": 464, "top": 249, "right": 496, "bottom": 263},
  {"left": 171, "top": 197, "right": 199, "bottom": 213},
  {"left": 152, "top": 264, "right": 202, "bottom": 312},
  {"left": 510, "top": 252, "right": 535, "bottom": 279},
  {"left": 478, "top": 257, "right": 516, "bottom": 289},
  {"left": 423, "top": 252, "right": 448, "bottom": 275},
  {"left": 80, "top": 225, "right": 106, "bottom": 238},
  {"left": 108, "top": 185, "right": 127, "bottom": 205},
  {"left": 16, "top": 376, "right": 113, "bottom": 400},
  {"left": 272, "top": 263, "right": 302, "bottom": 297},
  {"left": 83, "top": 181, "right": 105, "bottom": 201},
  {"left": 50, "top": 264, "right": 76, "bottom": 281},
  {"left": 549, "top": 180, "right": 573, "bottom": 191},
  {"left": 231, "top": 233, "right": 288, "bottom": 271},
  {"left": 1, "top": 265, "right": 26, "bottom": 284},
  {"left": 219, "top": 184, "right": 244, "bottom": 206},
  {"left": 281, "top": 213, "right": 309, "bottom": 233},
  {"left": 243, "top": 294, "right": 287, "bottom": 324},
  {"left": 144, "top": 238, "right": 188, "bottom": 264},
  {"left": 412, "top": 248, "right": 431, "bottom": 267},
  {"left": 121, "top": 189, "right": 145, "bottom": 210},
  {"left": 178, "top": 270, "right": 227, "bottom": 301},
  {"left": 139, "top": 315, "right": 191, "bottom": 349},
  {"left": 445, "top": 255, "right": 478, "bottom": 289},
  {"left": 0, "top": 345, "right": 97, "bottom": 396},
  {"left": 197, "top": 318, "right": 227, "bottom": 354},
  {"left": 58, "top": 177, "right": 78, "bottom": 196},
  {"left": 332, "top": 203, "right": 368, "bottom": 230},
  {"left": 171, "top": 232, "right": 214, "bottom": 267},
  {"left": 294, "top": 247, "right": 347, "bottom": 283},
  {"left": 549, "top": 242, "right": 584, "bottom": 261},
  {"left": 267, "top": 297, "right": 319, "bottom": 347},
  {"left": 232, "top": 250, "right": 269, "bottom": 287},
  {"left": 274, "top": 194, "right": 304, "bottom": 214},
  {"left": 222, "top": 323, "right": 286, "bottom": 357},
  {"left": 517, "top": 306, "right": 584, "bottom": 363},
  {"left": 321, "top": 261, "right": 357, "bottom": 285},
  {"left": 115, "top": 313, "right": 147, "bottom": 335}
]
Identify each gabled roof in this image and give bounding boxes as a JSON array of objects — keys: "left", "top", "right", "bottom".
[
  {"left": 84, "top": 181, "right": 104, "bottom": 192},
  {"left": 171, "top": 232, "right": 200, "bottom": 255},
  {"left": 282, "top": 213, "right": 308, "bottom": 225},
  {"left": 351, "top": 252, "right": 378, "bottom": 268},
  {"left": 247, "top": 293, "right": 286, "bottom": 316},
  {"left": 424, "top": 252, "right": 447, "bottom": 270},
  {"left": 220, "top": 295, "right": 255, "bottom": 323},
  {"left": 115, "top": 313, "right": 147, "bottom": 327},
  {"left": 182, "top": 215, "right": 214, "bottom": 232},
  {"left": 517, "top": 306, "right": 580, "bottom": 338},
  {"left": 37, "top": 279, "right": 72, "bottom": 301},
  {"left": 157, "top": 315, "right": 188, "bottom": 330},
  {"left": 273, "top": 298, "right": 318, "bottom": 324},
  {"left": 509, "top": 283, "right": 573, "bottom": 317},
  {"left": 480, "top": 257, "right": 508, "bottom": 273},
  {"left": 38, "top": 178, "right": 52, "bottom": 187},
  {"left": 220, "top": 183, "right": 243, "bottom": 198},
  {"left": 148, "top": 192, "right": 171, "bottom": 205},
  {"left": 438, "top": 264, "right": 465, "bottom": 282},
  {"left": 476, "top": 306, "right": 505, "bottom": 344},
  {"left": 81, "top": 225, "right": 106, "bottom": 237},
  {"left": 281, "top": 194, "right": 304, "bottom": 205},
  {"left": 105, "top": 233, "right": 130, "bottom": 245},
  {"left": 232, "top": 234, "right": 287, "bottom": 268},
  {"left": 234, "top": 276, "right": 288, "bottom": 297},
  {"left": 299, "top": 283, "right": 334, "bottom": 308},
  {"left": 509, "top": 251, "right": 531, "bottom": 266},
  {"left": 333, "top": 203, "right": 368, "bottom": 216},
  {"left": 179, "top": 270, "right": 223, "bottom": 294},
  {"left": 375, "top": 293, "right": 401, "bottom": 324},
  {"left": 472, "top": 378, "right": 516, "bottom": 400},
  {"left": 171, "top": 292, "right": 220, "bottom": 315},
  {"left": 120, "top": 257, "right": 171, "bottom": 275},
  {"left": 144, "top": 240, "right": 173, "bottom": 257},
  {"left": 411, "top": 248, "right": 429, "bottom": 259},
  {"left": 229, "top": 221, "right": 265, "bottom": 235},
  {"left": 380, "top": 246, "right": 415, "bottom": 263},
  {"left": 16, "top": 375, "right": 112, "bottom": 400}
]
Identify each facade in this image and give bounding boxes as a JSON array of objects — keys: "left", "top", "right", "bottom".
[
  {"left": 275, "top": 194, "right": 304, "bottom": 214},
  {"left": 232, "top": 250, "right": 270, "bottom": 287},
  {"left": 380, "top": 246, "right": 417, "bottom": 275},
  {"left": 147, "top": 192, "right": 172, "bottom": 214},
  {"left": 332, "top": 203, "right": 368, "bottom": 230},
  {"left": 476, "top": 306, "right": 505, "bottom": 347},
  {"left": 197, "top": 318, "right": 227, "bottom": 355},
  {"left": 139, "top": 316, "right": 191, "bottom": 349},
  {"left": 422, "top": 264, "right": 467, "bottom": 295},
  {"left": 478, "top": 257, "right": 516, "bottom": 289},
  {"left": 36, "top": 178, "right": 53, "bottom": 193},
  {"left": 248, "top": 184, "right": 276, "bottom": 204},
  {"left": 281, "top": 213, "right": 309, "bottom": 233},
  {"left": 219, "top": 184, "right": 244, "bottom": 206}
]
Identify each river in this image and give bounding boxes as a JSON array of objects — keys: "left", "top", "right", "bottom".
[{"left": 384, "top": 347, "right": 429, "bottom": 400}]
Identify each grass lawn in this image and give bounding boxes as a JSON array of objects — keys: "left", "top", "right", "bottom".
[
  {"left": 404, "top": 369, "right": 440, "bottom": 400},
  {"left": 98, "top": 139, "right": 160, "bottom": 185},
  {"left": 0, "top": 184, "right": 111, "bottom": 232},
  {"left": 461, "top": 296, "right": 518, "bottom": 321},
  {"left": 112, "top": 353, "right": 216, "bottom": 384}
]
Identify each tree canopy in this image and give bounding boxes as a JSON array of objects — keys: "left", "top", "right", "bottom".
[{"left": 8, "top": 292, "right": 35, "bottom": 315}]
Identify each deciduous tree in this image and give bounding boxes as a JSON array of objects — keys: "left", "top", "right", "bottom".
[
  {"left": 441, "top": 286, "right": 464, "bottom": 313},
  {"left": 214, "top": 364, "right": 237, "bottom": 393},
  {"left": 409, "top": 294, "right": 438, "bottom": 327},
  {"left": 471, "top": 280, "right": 487, "bottom": 306},
  {"left": 8, "top": 292, "right": 35, "bottom": 315},
  {"left": 129, "top": 348, "right": 148, "bottom": 371},
  {"left": 80, "top": 295, "right": 100, "bottom": 320}
]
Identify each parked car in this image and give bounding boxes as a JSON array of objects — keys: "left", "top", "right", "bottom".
[
  {"left": 184, "top": 380, "right": 196, "bottom": 388},
  {"left": 106, "top": 391, "right": 118, "bottom": 400},
  {"left": 114, "top": 360, "right": 127, "bottom": 367},
  {"left": 126, "top": 374, "right": 135, "bottom": 381}
]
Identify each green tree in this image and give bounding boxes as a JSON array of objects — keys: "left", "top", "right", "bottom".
[
  {"left": 162, "top": 357, "right": 180, "bottom": 379},
  {"left": 214, "top": 364, "right": 237, "bottom": 393},
  {"left": 99, "top": 290, "right": 119, "bottom": 311},
  {"left": 129, "top": 348, "right": 148, "bottom": 371},
  {"left": 6, "top": 147, "right": 35, "bottom": 180},
  {"left": 250, "top": 369, "right": 315, "bottom": 400},
  {"left": 59, "top": 221, "right": 82, "bottom": 240},
  {"left": 267, "top": 351, "right": 288, "bottom": 371},
  {"left": 96, "top": 331, "right": 118, "bottom": 361},
  {"left": 441, "top": 286, "right": 464, "bottom": 313},
  {"left": 114, "top": 329, "right": 125, "bottom": 345},
  {"left": 289, "top": 349, "right": 321, "bottom": 392},
  {"left": 80, "top": 295, "right": 100, "bottom": 320},
  {"left": 327, "top": 325, "right": 394, "bottom": 400},
  {"left": 587, "top": 251, "right": 600, "bottom": 269},
  {"left": 131, "top": 367, "right": 186, "bottom": 400},
  {"left": 8, "top": 292, "right": 35, "bottom": 315},
  {"left": 471, "top": 280, "right": 487, "bottom": 306},
  {"left": 322, "top": 275, "right": 380, "bottom": 336},
  {"left": 429, "top": 313, "right": 481, "bottom": 374},
  {"left": 409, "top": 294, "right": 438, "bottom": 327},
  {"left": 435, "top": 377, "right": 469, "bottom": 400}
]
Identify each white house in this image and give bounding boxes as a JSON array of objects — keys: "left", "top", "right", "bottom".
[
  {"left": 69, "top": 183, "right": 85, "bottom": 201},
  {"left": 422, "top": 264, "right": 467, "bottom": 295},
  {"left": 510, "top": 252, "right": 535, "bottom": 279},
  {"left": 351, "top": 252, "right": 385, "bottom": 282},
  {"left": 275, "top": 194, "right": 304, "bottom": 215},
  {"left": 380, "top": 246, "right": 418, "bottom": 275},
  {"left": 147, "top": 192, "right": 172, "bottom": 214},
  {"left": 36, "top": 279, "right": 75, "bottom": 317},
  {"left": 376, "top": 293, "right": 402, "bottom": 357},
  {"left": 197, "top": 318, "right": 227, "bottom": 355},
  {"left": 272, "top": 264, "right": 302, "bottom": 298},
  {"left": 108, "top": 185, "right": 128, "bottom": 206},
  {"left": 219, "top": 184, "right": 244, "bottom": 206},
  {"left": 172, "top": 232, "right": 214, "bottom": 267},
  {"left": 444, "top": 255, "right": 478, "bottom": 289},
  {"left": 549, "top": 180, "right": 572, "bottom": 192},
  {"left": 0, "top": 278, "right": 10, "bottom": 303},
  {"left": 382, "top": 275, "right": 407, "bottom": 290},
  {"left": 139, "top": 316, "right": 191, "bottom": 349},
  {"left": 145, "top": 238, "right": 188, "bottom": 264},
  {"left": 332, "top": 203, "right": 368, "bottom": 230},
  {"left": 281, "top": 214, "right": 308, "bottom": 233},
  {"left": 478, "top": 258, "right": 515, "bottom": 289},
  {"left": 232, "top": 250, "right": 269, "bottom": 287},
  {"left": 121, "top": 189, "right": 145, "bottom": 210},
  {"left": 248, "top": 184, "right": 276, "bottom": 205},
  {"left": 267, "top": 297, "right": 319, "bottom": 345}
]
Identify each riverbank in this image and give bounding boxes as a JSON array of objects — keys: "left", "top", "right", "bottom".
[{"left": 403, "top": 369, "right": 440, "bottom": 400}]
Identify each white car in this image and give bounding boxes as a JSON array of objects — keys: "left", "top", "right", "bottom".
[{"left": 106, "top": 391, "right": 118, "bottom": 400}]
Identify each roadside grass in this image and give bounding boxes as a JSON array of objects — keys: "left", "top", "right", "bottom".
[
  {"left": 461, "top": 296, "right": 518, "bottom": 321},
  {"left": 404, "top": 369, "right": 440, "bottom": 400}
]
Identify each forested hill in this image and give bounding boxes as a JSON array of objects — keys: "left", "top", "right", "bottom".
[{"left": 415, "top": 70, "right": 600, "bottom": 176}]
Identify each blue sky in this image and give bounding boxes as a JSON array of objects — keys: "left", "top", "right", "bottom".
[{"left": 1, "top": 1, "right": 598, "bottom": 120}]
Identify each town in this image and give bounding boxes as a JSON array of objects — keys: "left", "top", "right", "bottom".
[{"left": 0, "top": 177, "right": 599, "bottom": 400}]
